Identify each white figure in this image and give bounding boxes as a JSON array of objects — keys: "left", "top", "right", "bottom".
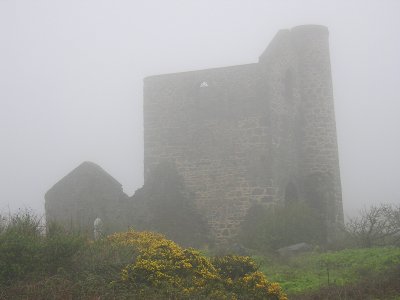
[{"left": 94, "top": 217, "right": 104, "bottom": 240}]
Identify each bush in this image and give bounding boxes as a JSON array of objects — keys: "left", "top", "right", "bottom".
[
  {"left": 0, "top": 211, "right": 43, "bottom": 283},
  {"left": 0, "top": 211, "right": 84, "bottom": 284},
  {"left": 239, "top": 203, "right": 325, "bottom": 251},
  {"left": 135, "top": 162, "right": 210, "bottom": 248},
  {"left": 212, "top": 255, "right": 287, "bottom": 300},
  {"left": 109, "top": 229, "right": 287, "bottom": 299},
  {"left": 66, "top": 237, "right": 138, "bottom": 298},
  {"left": 42, "top": 222, "right": 85, "bottom": 273},
  {"left": 108, "top": 230, "right": 219, "bottom": 297},
  {"left": 212, "top": 255, "right": 258, "bottom": 280}
]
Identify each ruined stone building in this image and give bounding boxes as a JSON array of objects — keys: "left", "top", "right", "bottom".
[
  {"left": 143, "top": 25, "right": 343, "bottom": 240},
  {"left": 46, "top": 25, "right": 344, "bottom": 243},
  {"left": 45, "top": 161, "right": 132, "bottom": 232}
]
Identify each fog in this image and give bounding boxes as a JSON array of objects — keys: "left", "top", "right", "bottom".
[{"left": 0, "top": 0, "right": 399, "bottom": 219}]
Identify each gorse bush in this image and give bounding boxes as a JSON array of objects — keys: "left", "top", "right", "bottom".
[
  {"left": 109, "top": 229, "right": 287, "bottom": 299},
  {"left": 212, "top": 255, "right": 258, "bottom": 280},
  {"left": 109, "top": 230, "right": 219, "bottom": 297},
  {"left": 211, "top": 255, "right": 286, "bottom": 299}
]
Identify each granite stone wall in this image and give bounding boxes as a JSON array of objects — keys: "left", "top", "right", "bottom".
[
  {"left": 144, "top": 25, "right": 343, "bottom": 242},
  {"left": 292, "top": 25, "right": 344, "bottom": 238}
]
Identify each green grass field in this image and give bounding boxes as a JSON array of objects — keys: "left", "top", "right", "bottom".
[{"left": 256, "top": 247, "right": 400, "bottom": 296}]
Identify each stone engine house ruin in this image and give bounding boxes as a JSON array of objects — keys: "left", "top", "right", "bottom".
[
  {"left": 143, "top": 25, "right": 343, "bottom": 240},
  {"left": 46, "top": 25, "right": 344, "bottom": 243}
]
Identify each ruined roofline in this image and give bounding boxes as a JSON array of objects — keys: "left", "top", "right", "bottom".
[
  {"left": 259, "top": 24, "right": 329, "bottom": 63},
  {"left": 291, "top": 24, "right": 328, "bottom": 34},
  {"left": 144, "top": 62, "right": 258, "bottom": 83},
  {"left": 45, "top": 161, "right": 122, "bottom": 198},
  {"left": 145, "top": 24, "right": 329, "bottom": 84}
]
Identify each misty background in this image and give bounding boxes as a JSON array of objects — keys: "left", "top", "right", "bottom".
[{"left": 0, "top": 0, "right": 399, "bottom": 219}]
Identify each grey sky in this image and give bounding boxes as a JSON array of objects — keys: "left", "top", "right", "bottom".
[{"left": 0, "top": 0, "right": 399, "bottom": 218}]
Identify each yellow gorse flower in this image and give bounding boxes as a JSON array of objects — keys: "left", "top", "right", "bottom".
[{"left": 108, "top": 229, "right": 287, "bottom": 299}]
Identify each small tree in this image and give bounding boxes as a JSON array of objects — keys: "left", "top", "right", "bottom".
[{"left": 346, "top": 204, "right": 400, "bottom": 247}]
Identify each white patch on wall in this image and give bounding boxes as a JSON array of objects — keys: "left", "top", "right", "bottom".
[{"left": 200, "top": 81, "right": 209, "bottom": 88}]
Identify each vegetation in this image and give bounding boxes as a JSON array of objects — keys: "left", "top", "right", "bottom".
[
  {"left": 237, "top": 202, "right": 400, "bottom": 299},
  {"left": 130, "top": 162, "right": 210, "bottom": 248},
  {"left": 239, "top": 202, "right": 326, "bottom": 251},
  {"left": 257, "top": 247, "right": 400, "bottom": 296},
  {"left": 0, "top": 211, "right": 84, "bottom": 284},
  {"left": 345, "top": 203, "right": 400, "bottom": 248},
  {"left": 2, "top": 202, "right": 400, "bottom": 299},
  {"left": 0, "top": 211, "right": 286, "bottom": 299},
  {"left": 109, "top": 230, "right": 286, "bottom": 299}
]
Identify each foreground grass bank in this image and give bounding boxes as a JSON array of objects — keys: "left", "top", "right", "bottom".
[
  {"left": 2, "top": 211, "right": 400, "bottom": 299},
  {"left": 257, "top": 247, "right": 400, "bottom": 298}
]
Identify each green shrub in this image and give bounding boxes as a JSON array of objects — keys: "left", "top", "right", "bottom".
[
  {"left": 0, "top": 211, "right": 43, "bottom": 283},
  {"left": 42, "top": 222, "right": 85, "bottom": 273},
  {"left": 132, "top": 162, "right": 211, "bottom": 248},
  {"left": 0, "top": 211, "right": 84, "bottom": 284},
  {"left": 72, "top": 237, "right": 136, "bottom": 282},
  {"left": 239, "top": 202, "right": 325, "bottom": 251}
]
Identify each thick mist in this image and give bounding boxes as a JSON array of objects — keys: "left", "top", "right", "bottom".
[{"left": 0, "top": 0, "right": 399, "bottom": 218}]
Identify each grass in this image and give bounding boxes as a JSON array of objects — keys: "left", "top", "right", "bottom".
[{"left": 256, "top": 247, "right": 400, "bottom": 296}]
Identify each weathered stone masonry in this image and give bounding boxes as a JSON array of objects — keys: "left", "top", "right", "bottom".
[
  {"left": 45, "top": 25, "right": 344, "bottom": 244},
  {"left": 144, "top": 25, "right": 344, "bottom": 241}
]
